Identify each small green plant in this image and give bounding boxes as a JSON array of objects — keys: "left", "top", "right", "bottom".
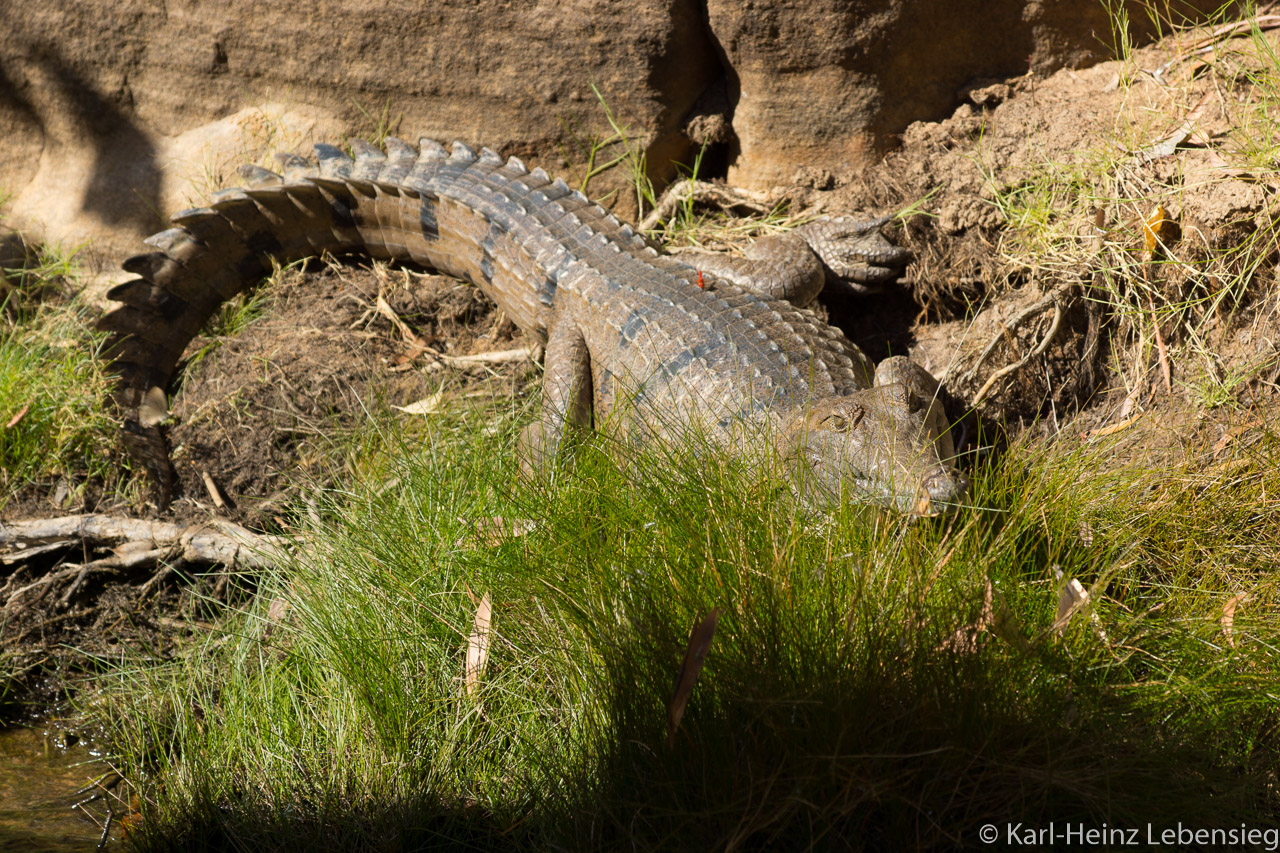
[
  {"left": 0, "top": 245, "right": 127, "bottom": 503},
  {"left": 554, "top": 84, "right": 660, "bottom": 215},
  {"left": 351, "top": 98, "right": 404, "bottom": 147}
]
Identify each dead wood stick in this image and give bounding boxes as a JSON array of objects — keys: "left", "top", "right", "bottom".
[
  {"left": 201, "top": 470, "right": 227, "bottom": 508},
  {"left": 439, "top": 347, "right": 536, "bottom": 367},
  {"left": 0, "top": 514, "right": 293, "bottom": 569}
]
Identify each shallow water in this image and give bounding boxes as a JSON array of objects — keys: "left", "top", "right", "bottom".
[{"left": 0, "top": 725, "right": 107, "bottom": 851}]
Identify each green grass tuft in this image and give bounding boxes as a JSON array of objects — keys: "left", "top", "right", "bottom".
[
  {"left": 94, "top": 406, "right": 1280, "bottom": 850},
  {"left": 0, "top": 246, "right": 125, "bottom": 504}
]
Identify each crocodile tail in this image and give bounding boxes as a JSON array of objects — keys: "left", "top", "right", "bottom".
[
  {"left": 99, "top": 136, "right": 649, "bottom": 503},
  {"left": 97, "top": 138, "right": 458, "bottom": 505}
]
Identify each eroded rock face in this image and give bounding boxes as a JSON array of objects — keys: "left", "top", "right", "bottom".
[
  {"left": 0, "top": 0, "right": 1232, "bottom": 254},
  {"left": 0, "top": 0, "right": 719, "bottom": 255},
  {"left": 706, "top": 0, "right": 1234, "bottom": 189}
]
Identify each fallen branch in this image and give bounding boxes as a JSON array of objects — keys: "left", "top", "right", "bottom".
[
  {"left": 438, "top": 347, "right": 536, "bottom": 367},
  {"left": 0, "top": 514, "right": 296, "bottom": 612},
  {"left": 0, "top": 514, "right": 293, "bottom": 570}
]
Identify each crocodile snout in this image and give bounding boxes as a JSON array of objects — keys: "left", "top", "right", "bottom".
[{"left": 914, "top": 467, "right": 969, "bottom": 516}]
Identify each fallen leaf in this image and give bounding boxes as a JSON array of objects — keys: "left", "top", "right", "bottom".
[
  {"left": 394, "top": 387, "right": 445, "bottom": 415},
  {"left": 4, "top": 403, "right": 29, "bottom": 429},
  {"left": 138, "top": 386, "right": 170, "bottom": 427},
  {"left": 266, "top": 596, "right": 290, "bottom": 623},
  {"left": 1084, "top": 413, "right": 1143, "bottom": 439},
  {"left": 464, "top": 592, "right": 493, "bottom": 697},
  {"left": 667, "top": 608, "right": 720, "bottom": 749},
  {"left": 1221, "top": 593, "right": 1248, "bottom": 648},
  {"left": 1212, "top": 416, "right": 1264, "bottom": 457},
  {"left": 1143, "top": 204, "right": 1179, "bottom": 260},
  {"left": 1052, "top": 578, "right": 1089, "bottom": 634},
  {"left": 1130, "top": 91, "right": 1212, "bottom": 165}
]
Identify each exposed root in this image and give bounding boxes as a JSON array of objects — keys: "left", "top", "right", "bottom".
[
  {"left": 0, "top": 514, "right": 294, "bottom": 613},
  {"left": 955, "top": 287, "right": 1072, "bottom": 407},
  {"left": 972, "top": 298, "right": 1066, "bottom": 407},
  {"left": 638, "top": 179, "right": 775, "bottom": 233}
]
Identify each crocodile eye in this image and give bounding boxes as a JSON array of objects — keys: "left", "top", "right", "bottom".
[{"left": 825, "top": 406, "right": 864, "bottom": 433}]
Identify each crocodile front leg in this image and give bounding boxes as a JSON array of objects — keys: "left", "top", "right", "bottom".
[
  {"left": 678, "top": 230, "right": 827, "bottom": 306},
  {"left": 519, "top": 308, "right": 593, "bottom": 477},
  {"left": 678, "top": 216, "right": 912, "bottom": 308}
]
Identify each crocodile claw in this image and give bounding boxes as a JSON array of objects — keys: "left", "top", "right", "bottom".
[{"left": 797, "top": 216, "right": 912, "bottom": 293}]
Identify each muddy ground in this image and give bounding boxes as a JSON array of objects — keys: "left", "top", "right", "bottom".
[{"left": 4, "top": 29, "right": 1280, "bottom": 701}]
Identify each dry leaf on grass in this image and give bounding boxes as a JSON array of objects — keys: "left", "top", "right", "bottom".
[
  {"left": 667, "top": 608, "right": 720, "bottom": 749},
  {"left": 266, "top": 596, "right": 290, "bottom": 623},
  {"left": 1212, "top": 417, "right": 1264, "bottom": 457},
  {"left": 4, "top": 403, "right": 29, "bottom": 429},
  {"left": 394, "top": 387, "right": 445, "bottom": 415},
  {"left": 1084, "top": 413, "right": 1144, "bottom": 439},
  {"left": 1052, "top": 577, "right": 1090, "bottom": 634},
  {"left": 1221, "top": 593, "right": 1248, "bottom": 648},
  {"left": 138, "top": 386, "right": 170, "bottom": 427},
  {"left": 1142, "top": 204, "right": 1179, "bottom": 261},
  {"left": 464, "top": 592, "right": 493, "bottom": 697}
]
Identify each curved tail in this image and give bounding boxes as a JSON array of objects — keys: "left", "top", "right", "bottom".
[{"left": 98, "top": 137, "right": 573, "bottom": 505}]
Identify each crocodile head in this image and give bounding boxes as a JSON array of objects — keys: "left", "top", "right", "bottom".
[{"left": 781, "top": 381, "right": 968, "bottom": 516}]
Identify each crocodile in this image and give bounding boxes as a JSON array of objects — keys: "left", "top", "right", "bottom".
[{"left": 98, "top": 137, "right": 968, "bottom": 514}]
